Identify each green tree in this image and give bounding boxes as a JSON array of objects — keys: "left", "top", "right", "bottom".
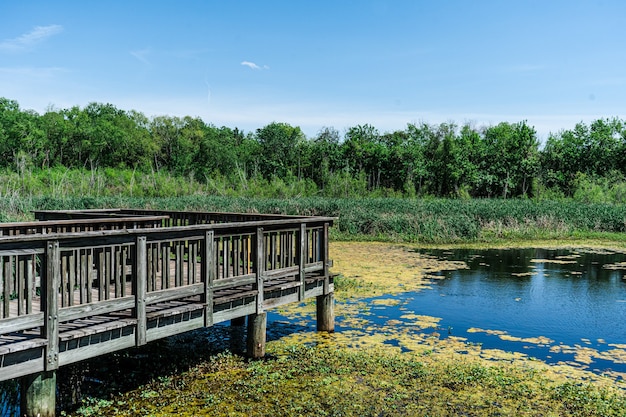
[
  {"left": 256, "top": 122, "right": 304, "bottom": 178},
  {"left": 481, "top": 121, "right": 539, "bottom": 198}
]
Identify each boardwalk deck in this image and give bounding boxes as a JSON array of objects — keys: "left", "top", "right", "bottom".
[{"left": 0, "top": 210, "right": 335, "bottom": 384}]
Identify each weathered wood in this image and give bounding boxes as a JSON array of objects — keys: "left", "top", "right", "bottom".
[
  {"left": 316, "top": 292, "right": 335, "bottom": 332},
  {"left": 21, "top": 370, "right": 56, "bottom": 417},
  {"left": 58, "top": 296, "right": 135, "bottom": 322},
  {"left": 255, "top": 227, "right": 264, "bottom": 314},
  {"left": 135, "top": 236, "right": 147, "bottom": 346},
  {"left": 212, "top": 273, "right": 256, "bottom": 290},
  {"left": 323, "top": 222, "right": 330, "bottom": 295},
  {"left": 204, "top": 230, "right": 215, "bottom": 326},
  {"left": 299, "top": 224, "right": 306, "bottom": 300},
  {"left": 246, "top": 312, "right": 267, "bottom": 359},
  {"left": 144, "top": 283, "right": 204, "bottom": 305},
  {"left": 0, "top": 312, "right": 45, "bottom": 334},
  {"left": 0, "top": 209, "right": 335, "bottom": 386},
  {"left": 44, "top": 241, "right": 60, "bottom": 371}
]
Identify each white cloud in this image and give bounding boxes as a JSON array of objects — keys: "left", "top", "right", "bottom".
[
  {"left": 241, "top": 61, "right": 269, "bottom": 70},
  {"left": 0, "top": 25, "right": 63, "bottom": 52},
  {"left": 130, "top": 49, "right": 151, "bottom": 65}
]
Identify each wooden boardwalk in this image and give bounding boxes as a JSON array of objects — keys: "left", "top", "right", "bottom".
[{"left": 0, "top": 209, "right": 335, "bottom": 383}]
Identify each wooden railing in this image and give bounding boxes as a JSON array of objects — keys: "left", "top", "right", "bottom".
[
  {"left": 0, "top": 213, "right": 333, "bottom": 382},
  {"left": 0, "top": 216, "right": 169, "bottom": 236}
]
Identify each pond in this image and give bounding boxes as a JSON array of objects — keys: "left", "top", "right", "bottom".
[{"left": 271, "top": 247, "right": 626, "bottom": 378}]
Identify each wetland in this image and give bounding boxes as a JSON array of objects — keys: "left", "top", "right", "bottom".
[{"left": 52, "top": 241, "right": 626, "bottom": 416}]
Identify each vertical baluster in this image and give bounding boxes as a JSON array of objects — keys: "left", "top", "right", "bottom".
[
  {"left": 97, "top": 249, "right": 105, "bottom": 301},
  {"left": 162, "top": 243, "right": 170, "bottom": 289},
  {"left": 17, "top": 256, "right": 25, "bottom": 315},
  {"left": 270, "top": 233, "right": 276, "bottom": 270},
  {"left": 1, "top": 257, "right": 8, "bottom": 317},
  {"left": 243, "top": 235, "right": 249, "bottom": 274},
  {"left": 147, "top": 243, "right": 153, "bottom": 292},
  {"left": 121, "top": 245, "right": 128, "bottom": 297},
  {"left": 115, "top": 246, "right": 122, "bottom": 298},
  {"left": 26, "top": 255, "right": 34, "bottom": 314},
  {"left": 86, "top": 249, "right": 93, "bottom": 303},
  {"left": 233, "top": 236, "right": 240, "bottom": 277},
  {"left": 224, "top": 237, "right": 231, "bottom": 278},
  {"left": 175, "top": 242, "right": 183, "bottom": 287},
  {"left": 61, "top": 252, "right": 68, "bottom": 306}
]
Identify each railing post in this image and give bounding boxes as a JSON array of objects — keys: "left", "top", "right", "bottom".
[
  {"left": 298, "top": 223, "right": 306, "bottom": 300},
  {"left": 44, "top": 241, "right": 60, "bottom": 371},
  {"left": 316, "top": 222, "right": 335, "bottom": 332},
  {"left": 255, "top": 227, "right": 264, "bottom": 313},
  {"left": 21, "top": 240, "right": 60, "bottom": 417},
  {"left": 246, "top": 227, "right": 267, "bottom": 359},
  {"left": 204, "top": 230, "right": 215, "bottom": 327},
  {"left": 323, "top": 222, "right": 330, "bottom": 295},
  {"left": 135, "top": 236, "right": 147, "bottom": 346}
]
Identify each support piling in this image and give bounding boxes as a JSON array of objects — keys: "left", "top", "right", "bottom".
[
  {"left": 20, "top": 371, "right": 56, "bottom": 417},
  {"left": 246, "top": 313, "right": 267, "bottom": 359},
  {"left": 316, "top": 292, "right": 335, "bottom": 332}
]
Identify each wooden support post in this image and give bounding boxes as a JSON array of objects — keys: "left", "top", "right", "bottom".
[
  {"left": 322, "top": 222, "right": 330, "bottom": 295},
  {"left": 21, "top": 371, "right": 57, "bottom": 417},
  {"left": 230, "top": 316, "right": 246, "bottom": 354},
  {"left": 298, "top": 223, "right": 306, "bottom": 300},
  {"left": 316, "top": 292, "right": 335, "bottom": 332},
  {"left": 44, "top": 241, "right": 60, "bottom": 371},
  {"left": 255, "top": 227, "right": 264, "bottom": 313},
  {"left": 204, "top": 230, "right": 215, "bottom": 326},
  {"left": 135, "top": 236, "right": 147, "bottom": 346},
  {"left": 246, "top": 312, "right": 267, "bottom": 359}
]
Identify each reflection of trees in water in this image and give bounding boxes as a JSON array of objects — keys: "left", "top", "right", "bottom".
[{"left": 0, "top": 380, "right": 19, "bottom": 417}]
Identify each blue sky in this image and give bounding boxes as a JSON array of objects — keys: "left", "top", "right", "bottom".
[{"left": 1, "top": 1, "right": 625, "bottom": 141}]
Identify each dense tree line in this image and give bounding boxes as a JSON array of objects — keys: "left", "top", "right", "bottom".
[{"left": 1, "top": 97, "right": 625, "bottom": 198}]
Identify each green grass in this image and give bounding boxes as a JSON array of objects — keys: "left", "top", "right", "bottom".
[{"left": 2, "top": 195, "right": 626, "bottom": 244}]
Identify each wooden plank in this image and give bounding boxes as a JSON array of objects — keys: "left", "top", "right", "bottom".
[
  {"left": 304, "top": 261, "right": 324, "bottom": 272},
  {"left": 0, "top": 357, "right": 45, "bottom": 382},
  {"left": 135, "top": 236, "right": 147, "bottom": 346},
  {"left": 212, "top": 274, "right": 256, "bottom": 290},
  {"left": 0, "top": 312, "right": 45, "bottom": 334},
  {"left": 86, "top": 249, "right": 93, "bottom": 304},
  {"left": 59, "top": 317, "right": 137, "bottom": 341},
  {"left": 3, "top": 257, "right": 11, "bottom": 318},
  {"left": 145, "top": 314, "right": 204, "bottom": 343},
  {"left": 115, "top": 246, "right": 122, "bottom": 298},
  {"left": 264, "top": 291, "right": 299, "bottom": 309},
  {"left": 264, "top": 265, "right": 299, "bottom": 279},
  {"left": 58, "top": 296, "right": 135, "bottom": 322},
  {"left": 145, "top": 302, "right": 204, "bottom": 320},
  {"left": 99, "top": 249, "right": 107, "bottom": 300},
  {"left": 299, "top": 224, "right": 306, "bottom": 300},
  {"left": 44, "top": 240, "right": 60, "bottom": 371},
  {"left": 323, "top": 222, "right": 330, "bottom": 295},
  {"left": 145, "top": 283, "right": 204, "bottom": 306},
  {"left": 214, "top": 289, "right": 258, "bottom": 305},
  {"left": 256, "top": 228, "right": 264, "bottom": 314},
  {"left": 204, "top": 230, "right": 215, "bottom": 326},
  {"left": 26, "top": 256, "right": 34, "bottom": 314},
  {"left": 212, "top": 302, "right": 257, "bottom": 325},
  {"left": 58, "top": 330, "right": 136, "bottom": 367},
  {"left": 16, "top": 257, "right": 24, "bottom": 315}
]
